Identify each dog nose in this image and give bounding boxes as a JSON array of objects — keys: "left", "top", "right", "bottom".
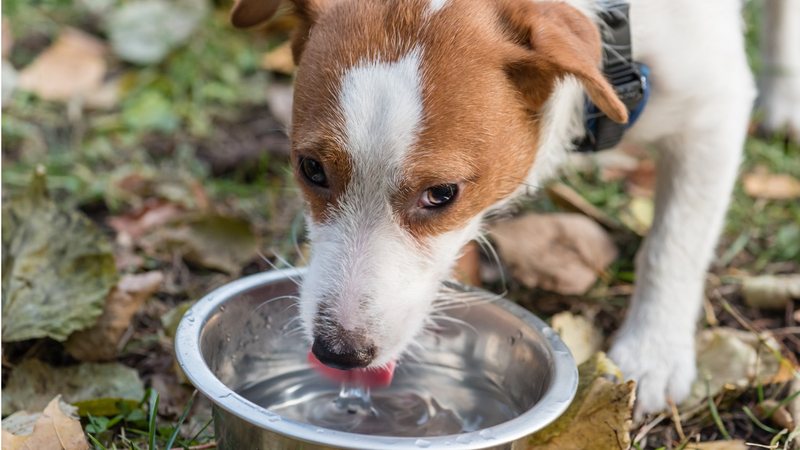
[{"left": 311, "top": 335, "right": 376, "bottom": 370}]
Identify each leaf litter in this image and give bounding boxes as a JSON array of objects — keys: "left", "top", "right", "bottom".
[
  {"left": 2, "top": 168, "right": 118, "bottom": 342},
  {"left": 2, "top": 359, "right": 145, "bottom": 417}
]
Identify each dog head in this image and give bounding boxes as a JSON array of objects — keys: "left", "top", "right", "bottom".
[{"left": 232, "top": 0, "right": 625, "bottom": 370}]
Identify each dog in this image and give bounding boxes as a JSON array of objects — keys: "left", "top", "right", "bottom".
[{"left": 230, "top": 0, "right": 798, "bottom": 417}]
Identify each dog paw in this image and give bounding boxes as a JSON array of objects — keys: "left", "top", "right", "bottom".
[{"left": 609, "top": 329, "right": 696, "bottom": 419}]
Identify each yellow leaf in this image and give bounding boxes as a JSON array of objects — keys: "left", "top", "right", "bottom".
[
  {"left": 551, "top": 312, "right": 603, "bottom": 365},
  {"left": 528, "top": 353, "right": 635, "bottom": 450}
]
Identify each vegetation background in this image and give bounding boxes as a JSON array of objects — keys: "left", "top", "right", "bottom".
[{"left": 1, "top": 0, "right": 798, "bottom": 449}]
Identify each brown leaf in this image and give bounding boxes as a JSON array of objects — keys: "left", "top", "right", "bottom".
[
  {"left": 141, "top": 214, "right": 259, "bottom": 275},
  {"left": 743, "top": 171, "right": 800, "bottom": 200},
  {"left": 742, "top": 274, "right": 800, "bottom": 310},
  {"left": 2, "top": 396, "right": 89, "bottom": 450},
  {"left": 17, "top": 28, "right": 106, "bottom": 102},
  {"left": 488, "top": 213, "right": 617, "bottom": 295},
  {"left": 261, "top": 41, "right": 294, "bottom": 75},
  {"left": 65, "top": 272, "right": 163, "bottom": 361},
  {"left": 108, "top": 200, "right": 185, "bottom": 242}
]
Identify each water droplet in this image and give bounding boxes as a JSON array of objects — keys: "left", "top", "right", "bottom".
[
  {"left": 414, "top": 439, "right": 431, "bottom": 448},
  {"left": 186, "top": 316, "right": 196, "bottom": 323},
  {"left": 219, "top": 305, "right": 226, "bottom": 312},
  {"left": 479, "top": 429, "right": 495, "bottom": 439},
  {"left": 315, "top": 428, "right": 325, "bottom": 433},
  {"left": 266, "top": 413, "right": 281, "bottom": 422},
  {"left": 455, "top": 435, "right": 471, "bottom": 444},
  {"left": 542, "top": 327, "right": 555, "bottom": 338}
]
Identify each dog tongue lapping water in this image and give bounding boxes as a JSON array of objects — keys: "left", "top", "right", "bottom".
[{"left": 307, "top": 352, "right": 396, "bottom": 388}]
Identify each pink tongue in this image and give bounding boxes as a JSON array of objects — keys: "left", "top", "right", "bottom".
[{"left": 307, "top": 352, "right": 396, "bottom": 388}]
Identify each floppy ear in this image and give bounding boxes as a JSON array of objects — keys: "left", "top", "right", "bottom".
[
  {"left": 230, "top": 0, "right": 282, "bottom": 28},
  {"left": 499, "top": 0, "right": 628, "bottom": 124},
  {"left": 230, "top": 0, "right": 328, "bottom": 62}
]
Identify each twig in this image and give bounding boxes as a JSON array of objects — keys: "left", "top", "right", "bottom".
[
  {"left": 633, "top": 413, "right": 667, "bottom": 444},
  {"left": 668, "top": 398, "right": 686, "bottom": 441}
]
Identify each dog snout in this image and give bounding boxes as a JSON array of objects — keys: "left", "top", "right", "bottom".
[{"left": 311, "top": 330, "right": 376, "bottom": 370}]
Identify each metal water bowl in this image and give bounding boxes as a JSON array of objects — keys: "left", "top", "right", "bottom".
[{"left": 175, "top": 269, "right": 577, "bottom": 449}]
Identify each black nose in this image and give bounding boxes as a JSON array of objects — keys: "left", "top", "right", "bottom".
[{"left": 312, "top": 335, "right": 376, "bottom": 370}]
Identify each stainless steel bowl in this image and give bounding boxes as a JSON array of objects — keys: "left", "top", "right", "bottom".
[{"left": 175, "top": 269, "right": 577, "bottom": 450}]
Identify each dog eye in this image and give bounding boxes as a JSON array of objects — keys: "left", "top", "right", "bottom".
[
  {"left": 299, "top": 157, "right": 328, "bottom": 188},
  {"left": 420, "top": 184, "right": 458, "bottom": 208}
]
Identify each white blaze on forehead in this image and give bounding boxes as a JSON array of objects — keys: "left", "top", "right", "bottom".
[{"left": 339, "top": 47, "right": 424, "bottom": 183}]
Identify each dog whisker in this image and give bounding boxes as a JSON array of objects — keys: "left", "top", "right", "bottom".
[{"left": 257, "top": 251, "right": 303, "bottom": 288}]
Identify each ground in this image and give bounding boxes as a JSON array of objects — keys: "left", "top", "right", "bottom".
[{"left": 1, "top": 1, "right": 798, "bottom": 449}]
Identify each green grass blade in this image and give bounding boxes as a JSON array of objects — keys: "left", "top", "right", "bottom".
[
  {"left": 742, "top": 405, "right": 780, "bottom": 434},
  {"left": 706, "top": 381, "right": 732, "bottom": 440},
  {"left": 164, "top": 391, "right": 197, "bottom": 450},
  {"left": 147, "top": 389, "right": 160, "bottom": 450}
]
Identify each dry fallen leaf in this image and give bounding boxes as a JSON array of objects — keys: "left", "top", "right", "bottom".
[
  {"left": 17, "top": 28, "right": 106, "bottom": 102},
  {"left": 683, "top": 327, "right": 793, "bottom": 407},
  {"left": 2, "top": 359, "right": 144, "bottom": 416},
  {"left": 488, "top": 213, "right": 618, "bottom": 295},
  {"left": 141, "top": 214, "right": 259, "bottom": 275},
  {"left": 528, "top": 353, "right": 635, "bottom": 450},
  {"left": 742, "top": 171, "right": 800, "bottom": 200},
  {"left": 551, "top": 312, "right": 603, "bottom": 365},
  {"left": 108, "top": 199, "right": 185, "bottom": 243},
  {"left": 684, "top": 441, "right": 748, "bottom": 450},
  {"left": 2, "top": 168, "right": 118, "bottom": 343},
  {"left": 261, "top": 41, "right": 295, "bottom": 75},
  {"left": 65, "top": 271, "right": 164, "bottom": 361},
  {"left": 742, "top": 274, "right": 800, "bottom": 310},
  {"left": 2, "top": 396, "right": 89, "bottom": 450}
]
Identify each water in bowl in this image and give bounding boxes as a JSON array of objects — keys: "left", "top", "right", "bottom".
[{"left": 236, "top": 362, "right": 522, "bottom": 437}]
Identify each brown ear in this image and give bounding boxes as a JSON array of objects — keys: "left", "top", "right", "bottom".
[
  {"left": 499, "top": 1, "right": 628, "bottom": 124},
  {"left": 230, "top": 0, "right": 282, "bottom": 28}
]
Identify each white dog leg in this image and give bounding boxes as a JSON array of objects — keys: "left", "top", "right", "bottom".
[
  {"left": 609, "top": 97, "right": 754, "bottom": 417},
  {"left": 760, "top": 0, "right": 800, "bottom": 137}
]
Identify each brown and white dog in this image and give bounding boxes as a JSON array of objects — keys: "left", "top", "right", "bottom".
[{"left": 230, "top": 0, "right": 797, "bottom": 416}]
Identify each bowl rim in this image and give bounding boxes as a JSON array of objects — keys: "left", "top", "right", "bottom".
[{"left": 175, "top": 268, "right": 578, "bottom": 450}]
